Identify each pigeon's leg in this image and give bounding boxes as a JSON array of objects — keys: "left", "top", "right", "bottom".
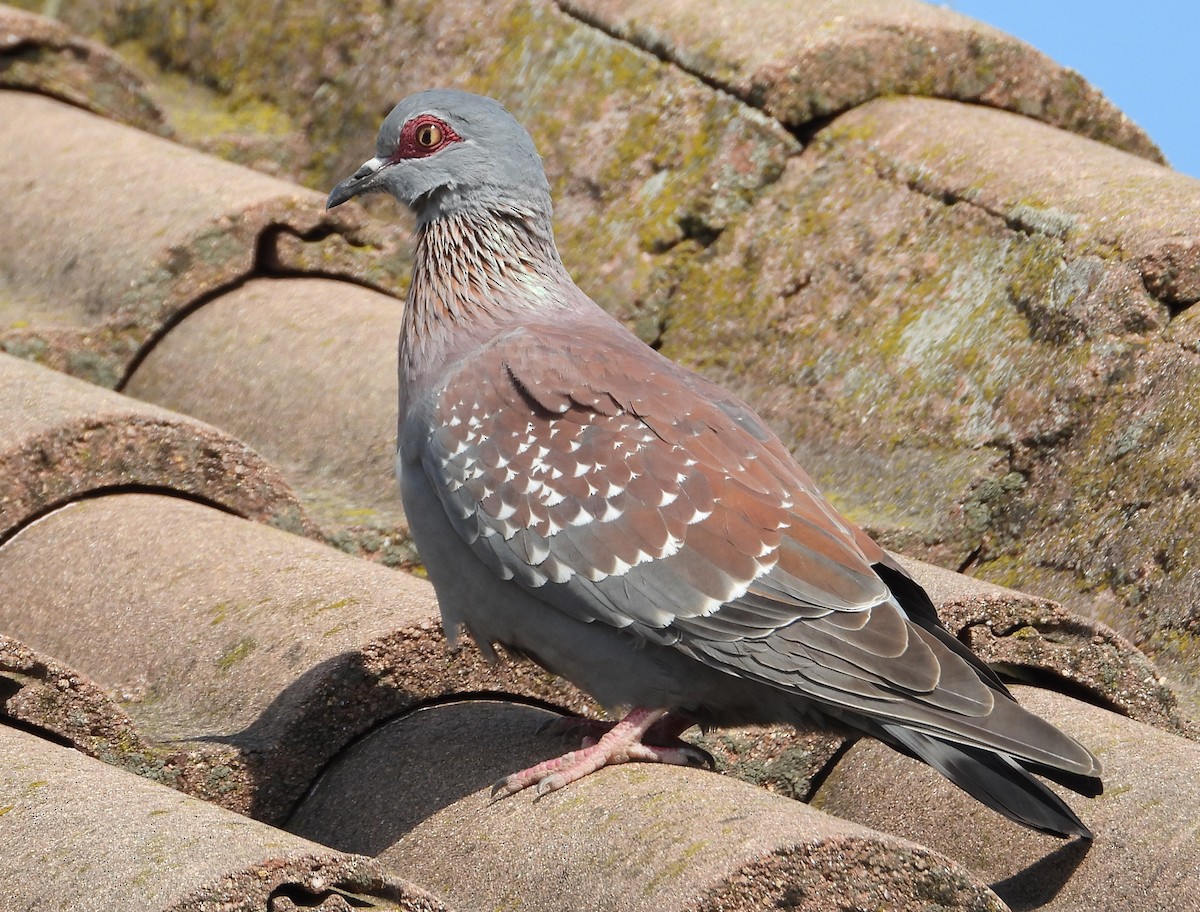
[
  {"left": 539, "top": 710, "right": 699, "bottom": 749},
  {"left": 493, "top": 707, "right": 712, "bottom": 798}
]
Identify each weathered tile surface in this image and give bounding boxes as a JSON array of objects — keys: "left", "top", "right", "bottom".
[
  {"left": 0, "top": 353, "right": 314, "bottom": 540},
  {"left": 0, "top": 5, "right": 166, "bottom": 133},
  {"left": 0, "top": 90, "right": 407, "bottom": 387},
  {"left": 0, "top": 493, "right": 592, "bottom": 820},
  {"left": 124, "top": 277, "right": 409, "bottom": 558},
  {"left": 291, "top": 700, "right": 1009, "bottom": 912},
  {"left": 557, "top": 0, "right": 1162, "bottom": 160},
  {"left": 657, "top": 96, "right": 1200, "bottom": 700},
  {"left": 0, "top": 724, "right": 449, "bottom": 911},
  {"left": 813, "top": 687, "right": 1200, "bottom": 911}
]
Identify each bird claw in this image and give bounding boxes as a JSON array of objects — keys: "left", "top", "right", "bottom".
[
  {"left": 679, "top": 742, "right": 717, "bottom": 771},
  {"left": 534, "top": 773, "right": 567, "bottom": 796},
  {"left": 488, "top": 709, "right": 715, "bottom": 800}
]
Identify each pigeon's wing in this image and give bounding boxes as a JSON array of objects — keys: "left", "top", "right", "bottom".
[{"left": 418, "top": 322, "right": 1095, "bottom": 778}]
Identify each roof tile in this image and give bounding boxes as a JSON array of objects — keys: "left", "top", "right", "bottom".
[
  {"left": 0, "top": 5, "right": 166, "bottom": 134},
  {"left": 0, "top": 90, "right": 407, "bottom": 387},
  {"left": 813, "top": 686, "right": 1200, "bottom": 911},
  {"left": 290, "top": 700, "right": 1008, "bottom": 912},
  {"left": 0, "top": 723, "right": 449, "bottom": 911},
  {"left": 123, "top": 277, "right": 408, "bottom": 550},
  {"left": 826, "top": 96, "right": 1200, "bottom": 306},
  {"left": 0, "top": 353, "right": 315, "bottom": 541},
  {"left": 557, "top": 0, "right": 1162, "bottom": 160},
  {"left": 0, "top": 492, "right": 594, "bottom": 820}
]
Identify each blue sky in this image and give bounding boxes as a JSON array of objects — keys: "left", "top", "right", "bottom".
[{"left": 945, "top": 2, "right": 1198, "bottom": 179}]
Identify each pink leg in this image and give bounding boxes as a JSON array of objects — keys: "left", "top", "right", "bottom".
[
  {"left": 538, "top": 710, "right": 698, "bottom": 747},
  {"left": 493, "top": 707, "right": 712, "bottom": 799}
]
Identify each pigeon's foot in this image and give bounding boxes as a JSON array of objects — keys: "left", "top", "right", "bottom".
[
  {"left": 538, "top": 710, "right": 704, "bottom": 751},
  {"left": 493, "top": 707, "right": 713, "bottom": 799}
]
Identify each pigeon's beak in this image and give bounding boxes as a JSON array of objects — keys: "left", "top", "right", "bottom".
[{"left": 326, "top": 156, "right": 388, "bottom": 209}]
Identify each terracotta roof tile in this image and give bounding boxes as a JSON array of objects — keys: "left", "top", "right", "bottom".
[
  {"left": 812, "top": 687, "right": 1200, "bottom": 911},
  {"left": 290, "top": 700, "right": 1007, "bottom": 912},
  {"left": 123, "top": 277, "right": 409, "bottom": 551},
  {"left": 0, "top": 353, "right": 315, "bottom": 541},
  {"left": 0, "top": 723, "right": 449, "bottom": 911},
  {"left": 557, "top": 0, "right": 1162, "bottom": 160},
  {"left": 0, "top": 90, "right": 407, "bottom": 388},
  {"left": 825, "top": 96, "right": 1200, "bottom": 307},
  {"left": 0, "top": 5, "right": 166, "bottom": 134}
]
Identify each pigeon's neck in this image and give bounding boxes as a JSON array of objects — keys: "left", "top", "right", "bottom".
[{"left": 401, "top": 205, "right": 580, "bottom": 404}]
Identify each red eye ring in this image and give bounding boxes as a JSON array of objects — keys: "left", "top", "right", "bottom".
[{"left": 391, "top": 115, "right": 462, "bottom": 162}]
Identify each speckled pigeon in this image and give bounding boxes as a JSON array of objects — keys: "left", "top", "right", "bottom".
[{"left": 328, "top": 88, "right": 1101, "bottom": 839}]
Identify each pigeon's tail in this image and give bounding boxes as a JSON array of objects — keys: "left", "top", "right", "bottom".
[{"left": 874, "top": 720, "right": 1102, "bottom": 839}]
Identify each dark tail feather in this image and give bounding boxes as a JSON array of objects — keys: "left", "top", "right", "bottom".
[
  {"left": 873, "top": 562, "right": 1013, "bottom": 698},
  {"left": 879, "top": 724, "right": 1098, "bottom": 840}
]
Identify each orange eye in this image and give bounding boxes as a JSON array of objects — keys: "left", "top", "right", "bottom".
[{"left": 416, "top": 123, "right": 443, "bottom": 148}]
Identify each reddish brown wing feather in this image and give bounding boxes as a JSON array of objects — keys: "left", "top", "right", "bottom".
[
  {"left": 421, "top": 320, "right": 1003, "bottom": 722},
  {"left": 428, "top": 322, "right": 879, "bottom": 606}
]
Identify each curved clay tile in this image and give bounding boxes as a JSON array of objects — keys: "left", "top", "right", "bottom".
[
  {"left": 557, "top": 0, "right": 1162, "bottom": 162},
  {"left": 812, "top": 686, "right": 1200, "bottom": 911},
  {"left": 0, "top": 724, "right": 450, "bottom": 911},
  {"left": 0, "top": 492, "right": 594, "bottom": 822},
  {"left": 0, "top": 353, "right": 316, "bottom": 542},
  {"left": 0, "top": 634, "right": 155, "bottom": 761},
  {"left": 0, "top": 6, "right": 166, "bottom": 135},
  {"left": 0, "top": 90, "right": 406, "bottom": 388},
  {"left": 829, "top": 97, "right": 1200, "bottom": 307},
  {"left": 123, "top": 277, "right": 407, "bottom": 550},
  {"left": 289, "top": 699, "right": 1008, "bottom": 912},
  {"left": 893, "top": 556, "right": 1185, "bottom": 734}
]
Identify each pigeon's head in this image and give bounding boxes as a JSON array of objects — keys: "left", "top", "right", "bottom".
[{"left": 326, "top": 89, "right": 551, "bottom": 225}]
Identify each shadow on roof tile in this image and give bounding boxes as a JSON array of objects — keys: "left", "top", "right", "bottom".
[
  {"left": 0, "top": 5, "right": 167, "bottom": 134},
  {"left": 0, "top": 723, "right": 450, "bottom": 911},
  {"left": 812, "top": 686, "right": 1200, "bottom": 912},
  {"left": 289, "top": 699, "right": 1008, "bottom": 912}
]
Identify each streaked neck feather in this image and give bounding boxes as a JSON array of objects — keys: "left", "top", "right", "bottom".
[{"left": 401, "top": 205, "right": 580, "bottom": 404}]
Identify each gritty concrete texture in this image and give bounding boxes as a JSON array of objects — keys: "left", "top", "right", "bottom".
[
  {"left": 0, "top": 724, "right": 447, "bottom": 912},
  {"left": 0, "top": 4, "right": 166, "bottom": 134},
  {"left": 0, "top": 89, "right": 407, "bottom": 387},
  {"left": 813, "top": 686, "right": 1200, "bottom": 912},
  {"left": 558, "top": 0, "right": 1162, "bottom": 161},
  {"left": 0, "top": 353, "right": 314, "bottom": 541},
  {"left": 895, "top": 555, "right": 1187, "bottom": 735},
  {"left": 23, "top": 0, "right": 799, "bottom": 338},
  {"left": 831, "top": 97, "right": 1200, "bottom": 307},
  {"left": 0, "top": 493, "right": 597, "bottom": 820},
  {"left": 124, "top": 277, "right": 410, "bottom": 561},
  {"left": 654, "top": 95, "right": 1200, "bottom": 707},
  {"left": 0, "top": 634, "right": 159, "bottom": 768},
  {"left": 290, "top": 700, "right": 1007, "bottom": 912}
]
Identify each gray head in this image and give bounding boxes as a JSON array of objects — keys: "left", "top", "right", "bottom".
[{"left": 326, "top": 89, "right": 551, "bottom": 225}]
